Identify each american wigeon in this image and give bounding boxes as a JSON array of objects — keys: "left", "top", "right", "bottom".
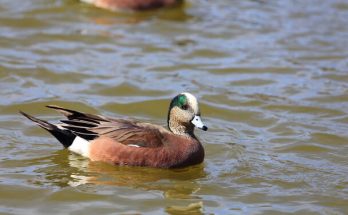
[
  {"left": 20, "top": 93, "right": 208, "bottom": 168},
  {"left": 80, "top": 0, "right": 183, "bottom": 11}
]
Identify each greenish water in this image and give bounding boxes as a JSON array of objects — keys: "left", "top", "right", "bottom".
[{"left": 1, "top": 0, "right": 348, "bottom": 214}]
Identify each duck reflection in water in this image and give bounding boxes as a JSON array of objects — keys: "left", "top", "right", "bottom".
[
  {"left": 80, "top": 0, "right": 184, "bottom": 11},
  {"left": 29, "top": 151, "right": 205, "bottom": 214}
]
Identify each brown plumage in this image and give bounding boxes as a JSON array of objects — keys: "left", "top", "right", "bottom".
[{"left": 20, "top": 93, "right": 208, "bottom": 168}]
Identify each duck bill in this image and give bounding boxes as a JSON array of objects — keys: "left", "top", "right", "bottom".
[{"left": 191, "top": 115, "right": 208, "bottom": 131}]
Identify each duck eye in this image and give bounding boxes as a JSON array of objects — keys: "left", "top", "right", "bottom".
[{"left": 181, "top": 104, "right": 188, "bottom": 110}]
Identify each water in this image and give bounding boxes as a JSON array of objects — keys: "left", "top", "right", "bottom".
[{"left": 0, "top": 0, "right": 348, "bottom": 214}]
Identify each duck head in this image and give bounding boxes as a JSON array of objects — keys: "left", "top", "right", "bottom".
[{"left": 167, "top": 92, "right": 208, "bottom": 137}]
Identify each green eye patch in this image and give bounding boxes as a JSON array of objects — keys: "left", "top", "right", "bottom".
[{"left": 171, "top": 94, "right": 187, "bottom": 109}]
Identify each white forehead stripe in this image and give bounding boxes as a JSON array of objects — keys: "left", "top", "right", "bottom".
[{"left": 182, "top": 92, "right": 200, "bottom": 114}]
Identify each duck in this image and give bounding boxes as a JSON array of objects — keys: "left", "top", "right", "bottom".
[
  {"left": 80, "top": 0, "right": 183, "bottom": 11},
  {"left": 20, "top": 92, "right": 208, "bottom": 168}
]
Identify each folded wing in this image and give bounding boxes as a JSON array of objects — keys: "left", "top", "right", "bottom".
[{"left": 47, "top": 105, "right": 165, "bottom": 148}]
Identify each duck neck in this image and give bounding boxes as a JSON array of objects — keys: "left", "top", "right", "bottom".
[{"left": 168, "top": 120, "right": 196, "bottom": 138}]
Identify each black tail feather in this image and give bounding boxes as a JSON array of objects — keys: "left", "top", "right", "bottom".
[
  {"left": 20, "top": 111, "right": 76, "bottom": 148},
  {"left": 46, "top": 105, "right": 108, "bottom": 123}
]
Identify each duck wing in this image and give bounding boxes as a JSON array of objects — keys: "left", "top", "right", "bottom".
[
  {"left": 90, "top": 120, "right": 166, "bottom": 148},
  {"left": 47, "top": 105, "right": 166, "bottom": 148}
]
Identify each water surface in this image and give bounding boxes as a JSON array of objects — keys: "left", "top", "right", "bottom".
[{"left": 0, "top": 0, "right": 348, "bottom": 214}]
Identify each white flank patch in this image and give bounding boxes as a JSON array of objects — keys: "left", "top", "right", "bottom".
[{"left": 69, "top": 136, "right": 90, "bottom": 157}]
